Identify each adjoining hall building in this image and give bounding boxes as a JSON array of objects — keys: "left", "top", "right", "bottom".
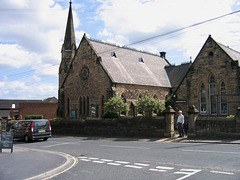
[{"left": 58, "top": 2, "right": 240, "bottom": 119}]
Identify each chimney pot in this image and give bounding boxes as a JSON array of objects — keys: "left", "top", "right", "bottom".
[{"left": 160, "top": 51, "right": 166, "bottom": 59}]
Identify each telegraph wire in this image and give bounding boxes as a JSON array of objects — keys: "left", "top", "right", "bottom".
[
  {"left": 128, "top": 9, "right": 240, "bottom": 46},
  {"left": 1, "top": 9, "right": 240, "bottom": 82}
]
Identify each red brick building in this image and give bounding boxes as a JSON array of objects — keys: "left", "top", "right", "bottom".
[{"left": 0, "top": 97, "right": 57, "bottom": 120}]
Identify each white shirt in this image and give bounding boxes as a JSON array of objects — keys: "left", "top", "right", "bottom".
[{"left": 177, "top": 114, "right": 184, "bottom": 124}]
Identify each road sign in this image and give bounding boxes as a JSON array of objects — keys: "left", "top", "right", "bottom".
[{"left": 0, "top": 131, "right": 13, "bottom": 153}]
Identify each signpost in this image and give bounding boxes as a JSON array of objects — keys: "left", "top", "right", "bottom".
[{"left": 0, "top": 131, "right": 13, "bottom": 153}]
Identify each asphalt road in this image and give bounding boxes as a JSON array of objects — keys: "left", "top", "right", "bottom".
[{"left": 1, "top": 136, "right": 240, "bottom": 180}]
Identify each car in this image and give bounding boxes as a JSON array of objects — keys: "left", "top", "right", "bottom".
[{"left": 10, "top": 119, "right": 51, "bottom": 143}]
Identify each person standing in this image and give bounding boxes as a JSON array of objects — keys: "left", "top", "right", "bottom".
[{"left": 177, "top": 110, "right": 184, "bottom": 137}]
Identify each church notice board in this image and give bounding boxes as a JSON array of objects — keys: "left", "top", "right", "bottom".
[{"left": 0, "top": 131, "right": 13, "bottom": 153}]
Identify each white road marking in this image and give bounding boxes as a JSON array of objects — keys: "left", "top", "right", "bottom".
[
  {"left": 88, "top": 157, "right": 99, "bottom": 160},
  {"left": 156, "top": 166, "right": 174, "bottom": 170},
  {"left": 134, "top": 163, "right": 150, "bottom": 167},
  {"left": 100, "top": 145, "right": 150, "bottom": 150},
  {"left": 107, "top": 163, "right": 121, "bottom": 166},
  {"left": 79, "top": 159, "right": 91, "bottom": 162},
  {"left": 77, "top": 156, "right": 88, "bottom": 159},
  {"left": 115, "top": 161, "right": 130, "bottom": 164},
  {"left": 124, "top": 165, "right": 143, "bottom": 169},
  {"left": 100, "top": 159, "right": 113, "bottom": 162},
  {"left": 149, "top": 168, "right": 166, "bottom": 172},
  {"left": 174, "top": 169, "right": 202, "bottom": 180},
  {"left": 182, "top": 149, "right": 240, "bottom": 155},
  {"left": 210, "top": 171, "right": 234, "bottom": 175},
  {"left": 92, "top": 161, "right": 105, "bottom": 164}
]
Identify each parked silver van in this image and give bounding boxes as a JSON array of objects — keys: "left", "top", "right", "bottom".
[{"left": 11, "top": 119, "right": 51, "bottom": 143}]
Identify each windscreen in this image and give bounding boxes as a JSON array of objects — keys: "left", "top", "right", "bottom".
[{"left": 33, "top": 120, "right": 49, "bottom": 130}]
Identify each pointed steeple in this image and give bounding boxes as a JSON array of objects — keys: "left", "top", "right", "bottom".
[{"left": 63, "top": 0, "right": 76, "bottom": 50}]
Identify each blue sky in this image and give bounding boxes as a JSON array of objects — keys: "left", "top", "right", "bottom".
[{"left": 0, "top": 0, "right": 240, "bottom": 100}]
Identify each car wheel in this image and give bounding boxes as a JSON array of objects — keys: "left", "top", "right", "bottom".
[
  {"left": 43, "top": 137, "right": 48, "bottom": 141},
  {"left": 24, "top": 135, "right": 30, "bottom": 143}
]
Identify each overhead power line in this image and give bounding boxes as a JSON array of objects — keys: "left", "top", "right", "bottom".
[
  {"left": 128, "top": 9, "right": 240, "bottom": 46},
  {"left": 1, "top": 9, "right": 240, "bottom": 79}
]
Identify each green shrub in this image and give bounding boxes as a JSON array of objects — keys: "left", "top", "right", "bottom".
[
  {"left": 104, "top": 97, "right": 129, "bottom": 114},
  {"left": 137, "top": 95, "right": 165, "bottom": 116},
  {"left": 102, "top": 111, "right": 119, "bottom": 118},
  {"left": 25, "top": 115, "right": 43, "bottom": 120},
  {"left": 165, "top": 94, "right": 175, "bottom": 108}
]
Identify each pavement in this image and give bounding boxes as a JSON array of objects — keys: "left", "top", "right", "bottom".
[
  {"left": 0, "top": 146, "right": 77, "bottom": 180},
  {"left": 155, "top": 136, "right": 240, "bottom": 144}
]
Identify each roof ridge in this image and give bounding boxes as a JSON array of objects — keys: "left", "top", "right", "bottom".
[
  {"left": 88, "top": 37, "right": 161, "bottom": 57},
  {"left": 217, "top": 42, "right": 240, "bottom": 55}
]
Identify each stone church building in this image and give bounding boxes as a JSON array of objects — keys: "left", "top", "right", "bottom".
[{"left": 58, "top": 2, "right": 240, "bottom": 119}]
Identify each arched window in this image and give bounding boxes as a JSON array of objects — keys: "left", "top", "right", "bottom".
[
  {"left": 154, "top": 95, "right": 158, "bottom": 99},
  {"left": 83, "top": 97, "right": 86, "bottom": 115},
  {"left": 79, "top": 96, "right": 82, "bottom": 116},
  {"left": 200, "top": 84, "right": 207, "bottom": 114},
  {"left": 209, "top": 75, "right": 217, "bottom": 115},
  {"left": 101, "top": 95, "right": 105, "bottom": 116},
  {"left": 87, "top": 96, "right": 90, "bottom": 116},
  {"left": 67, "top": 97, "right": 70, "bottom": 116},
  {"left": 220, "top": 82, "right": 228, "bottom": 115}
]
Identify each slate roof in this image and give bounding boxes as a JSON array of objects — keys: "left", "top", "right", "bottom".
[
  {"left": 165, "top": 62, "right": 192, "bottom": 88},
  {"left": 89, "top": 39, "right": 171, "bottom": 88},
  {"left": 217, "top": 42, "right": 240, "bottom": 66}
]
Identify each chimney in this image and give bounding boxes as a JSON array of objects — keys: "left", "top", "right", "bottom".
[{"left": 160, "top": 51, "right": 166, "bottom": 59}]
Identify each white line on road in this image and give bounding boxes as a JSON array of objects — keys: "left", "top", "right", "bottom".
[
  {"left": 124, "top": 165, "right": 143, "bottom": 169},
  {"left": 99, "top": 145, "right": 150, "bottom": 150},
  {"left": 210, "top": 171, "right": 234, "bottom": 175},
  {"left": 79, "top": 159, "right": 91, "bottom": 162},
  {"left": 156, "top": 166, "right": 174, "bottom": 170},
  {"left": 107, "top": 163, "right": 121, "bottom": 166},
  {"left": 77, "top": 157, "right": 88, "bottom": 159},
  {"left": 174, "top": 169, "right": 202, "bottom": 180},
  {"left": 101, "top": 159, "right": 113, "bottom": 162},
  {"left": 92, "top": 161, "right": 105, "bottom": 164},
  {"left": 182, "top": 149, "right": 240, "bottom": 155},
  {"left": 149, "top": 168, "right": 166, "bottom": 172},
  {"left": 88, "top": 157, "right": 99, "bottom": 160},
  {"left": 115, "top": 161, "right": 130, "bottom": 164},
  {"left": 134, "top": 163, "right": 150, "bottom": 167}
]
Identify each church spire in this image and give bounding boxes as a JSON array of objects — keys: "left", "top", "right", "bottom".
[{"left": 63, "top": 0, "right": 76, "bottom": 50}]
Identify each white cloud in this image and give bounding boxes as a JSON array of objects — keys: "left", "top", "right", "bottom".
[
  {"left": 96, "top": 0, "right": 240, "bottom": 63},
  {"left": 0, "top": 79, "right": 58, "bottom": 99}
]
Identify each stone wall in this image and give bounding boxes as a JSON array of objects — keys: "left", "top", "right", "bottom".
[
  {"left": 51, "top": 117, "right": 166, "bottom": 138},
  {"left": 195, "top": 118, "right": 240, "bottom": 138}
]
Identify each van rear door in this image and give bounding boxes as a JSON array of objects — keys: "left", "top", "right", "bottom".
[{"left": 33, "top": 120, "right": 51, "bottom": 134}]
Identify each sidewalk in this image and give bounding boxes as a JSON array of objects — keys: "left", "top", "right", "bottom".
[
  {"left": 0, "top": 147, "right": 68, "bottom": 180},
  {"left": 156, "top": 135, "right": 240, "bottom": 144}
]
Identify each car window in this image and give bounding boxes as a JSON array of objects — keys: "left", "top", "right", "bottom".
[{"left": 34, "top": 121, "right": 49, "bottom": 128}]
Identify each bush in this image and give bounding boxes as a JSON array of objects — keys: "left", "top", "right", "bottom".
[
  {"left": 104, "top": 97, "right": 129, "bottom": 114},
  {"left": 25, "top": 115, "right": 44, "bottom": 120},
  {"left": 137, "top": 95, "right": 165, "bottom": 116},
  {"left": 102, "top": 111, "right": 119, "bottom": 118}
]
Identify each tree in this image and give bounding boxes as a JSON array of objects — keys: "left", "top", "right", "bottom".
[
  {"left": 137, "top": 95, "right": 165, "bottom": 116},
  {"left": 104, "top": 97, "right": 129, "bottom": 115},
  {"left": 165, "top": 94, "right": 175, "bottom": 108}
]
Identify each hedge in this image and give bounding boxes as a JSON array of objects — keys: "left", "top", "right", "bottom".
[{"left": 25, "top": 115, "right": 44, "bottom": 120}]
